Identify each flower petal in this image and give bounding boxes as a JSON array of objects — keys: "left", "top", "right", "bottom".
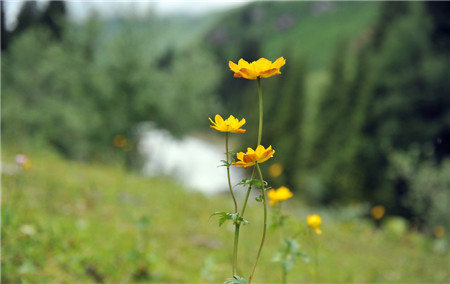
[
  {"left": 208, "top": 117, "right": 217, "bottom": 126},
  {"left": 239, "top": 68, "right": 259, "bottom": 80},
  {"left": 272, "top": 57, "right": 286, "bottom": 69},
  {"left": 229, "top": 61, "right": 241, "bottom": 73},
  {"left": 254, "top": 58, "right": 272, "bottom": 71},
  {"left": 238, "top": 58, "right": 251, "bottom": 68},
  {"left": 243, "top": 153, "right": 257, "bottom": 163}
]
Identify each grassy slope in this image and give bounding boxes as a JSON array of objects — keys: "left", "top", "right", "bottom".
[{"left": 2, "top": 148, "right": 448, "bottom": 283}]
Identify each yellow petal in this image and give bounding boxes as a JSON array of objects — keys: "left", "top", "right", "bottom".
[
  {"left": 210, "top": 125, "right": 221, "bottom": 132},
  {"left": 215, "top": 114, "right": 224, "bottom": 124},
  {"left": 272, "top": 57, "right": 286, "bottom": 69},
  {"left": 267, "top": 189, "right": 277, "bottom": 199},
  {"left": 259, "top": 69, "right": 281, "bottom": 78},
  {"left": 237, "top": 118, "right": 246, "bottom": 128},
  {"left": 227, "top": 114, "right": 236, "bottom": 121},
  {"left": 254, "top": 57, "right": 272, "bottom": 71},
  {"left": 208, "top": 117, "right": 217, "bottom": 126},
  {"left": 239, "top": 68, "right": 259, "bottom": 80},
  {"left": 255, "top": 145, "right": 266, "bottom": 155},
  {"left": 243, "top": 153, "right": 257, "bottom": 163},
  {"left": 229, "top": 61, "right": 241, "bottom": 72},
  {"left": 238, "top": 58, "right": 250, "bottom": 68}
]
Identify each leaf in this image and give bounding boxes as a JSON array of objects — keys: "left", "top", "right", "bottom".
[
  {"left": 210, "top": 212, "right": 248, "bottom": 226},
  {"left": 218, "top": 160, "right": 231, "bottom": 167},
  {"left": 210, "top": 212, "right": 232, "bottom": 227},
  {"left": 236, "top": 179, "right": 268, "bottom": 189},
  {"left": 224, "top": 275, "right": 248, "bottom": 284},
  {"left": 255, "top": 195, "right": 263, "bottom": 202},
  {"left": 297, "top": 251, "right": 310, "bottom": 263}
]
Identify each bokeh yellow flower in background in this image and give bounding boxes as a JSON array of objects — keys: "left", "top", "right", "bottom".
[
  {"left": 370, "top": 205, "right": 386, "bottom": 220},
  {"left": 209, "top": 114, "right": 246, "bottom": 134},
  {"left": 307, "top": 214, "right": 322, "bottom": 235},
  {"left": 229, "top": 57, "right": 286, "bottom": 80},
  {"left": 233, "top": 145, "right": 275, "bottom": 168},
  {"left": 433, "top": 226, "right": 445, "bottom": 238},
  {"left": 267, "top": 186, "right": 293, "bottom": 206},
  {"left": 113, "top": 134, "right": 128, "bottom": 148},
  {"left": 268, "top": 163, "right": 284, "bottom": 178}
]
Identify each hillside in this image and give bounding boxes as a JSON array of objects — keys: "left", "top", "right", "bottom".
[
  {"left": 2, "top": 147, "right": 448, "bottom": 282},
  {"left": 204, "top": 1, "right": 380, "bottom": 72}
]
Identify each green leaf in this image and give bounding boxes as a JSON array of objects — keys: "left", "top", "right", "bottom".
[
  {"left": 224, "top": 275, "right": 248, "bottom": 284},
  {"left": 218, "top": 160, "right": 231, "bottom": 167},
  {"left": 297, "top": 251, "right": 310, "bottom": 263},
  {"left": 236, "top": 179, "right": 268, "bottom": 189},
  {"left": 210, "top": 212, "right": 232, "bottom": 227},
  {"left": 255, "top": 195, "right": 263, "bottom": 202},
  {"left": 210, "top": 212, "right": 248, "bottom": 226}
]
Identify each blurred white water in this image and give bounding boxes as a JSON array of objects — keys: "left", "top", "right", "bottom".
[{"left": 139, "top": 125, "right": 244, "bottom": 194}]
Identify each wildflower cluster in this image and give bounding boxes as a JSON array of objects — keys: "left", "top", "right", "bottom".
[{"left": 209, "top": 57, "right": 322, "bottom": 283}]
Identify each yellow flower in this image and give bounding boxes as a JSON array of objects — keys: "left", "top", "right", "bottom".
[
  {"left": 268, "top": 163, "right": 283, "bottom": 178},
  {"left": 229, "top": 57, "right": 286, "bottom": 80},
  {"left": 370, "top": 205, "right": 386, "bottom": 220},
  {"left": 267, "top": 186, "right": 293, "bottom": 206},
  {"left": 233, "top": 145, "right": 275, "bottom": 168},
  {"left": 433, "top": 226, "right": 445, "bottom": 238},
  {"left": 209, "top": 114, "right": 246, "bottom": 134},
  {"left": 307, "top": 214, "right": 322, "bottom": 235},
  {"left": 113, "top": 134, "right": 128, "bottom": 148}
]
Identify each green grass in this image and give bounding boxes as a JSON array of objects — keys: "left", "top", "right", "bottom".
[{"left": 2, "top": 147, "right": 448, "bottom": 283}]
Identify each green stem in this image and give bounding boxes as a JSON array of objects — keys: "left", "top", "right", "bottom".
[
  {"left": 282, "top": 269, "right": 287, "bottom": 284},
  {"left": 226, "top": 132, "right": 239, "bottom": 276},
  {"left": 240, "top": 167, "right": 256, "bottom": 218},
  {"left": 313, "top": 232, "right": 319, "bottom": 281},
  {"left": 256, "top": 77, "right": 263, "bottom": 147},
  {"left": 226, "top": 132, "right": 238, "bottom": 213},
  {"left": 308, "top": 229, "right": 319, "bottom": 282},
  {"left": 234, "top": 77, "right": 264, "bottom": 281},
  {"left": 233, "top": 224, "right": 240, "bottom": 275},
  {"left": 248, "top": 163, "right": 267, "bottom": 284}
]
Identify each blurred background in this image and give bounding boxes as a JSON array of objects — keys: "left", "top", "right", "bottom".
[{"left": 2, "top": 1, "right": 449, "bottom": 282}]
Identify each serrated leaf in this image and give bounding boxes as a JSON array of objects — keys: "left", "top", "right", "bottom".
[
  {"left": 210, "top": 212, "right": 233, "bottom": 227},
  {"left": 235, "top": 178, "right": 267, "bottom": 188}
]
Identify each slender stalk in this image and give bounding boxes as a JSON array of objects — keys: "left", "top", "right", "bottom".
[
  {"left": 226, "top": 132, "right": 238, "bottom": 213},
  {"left": 226, "top": 132, "right": 239, "bottom": 276},
  {"left": 233, "top": 76, "right": 265, "bottom": 281},
  {"left": 256, "top": 77, "right": 263, "bottom": 147},
  {"left": 232, "top": 167, "right": 256, "bottom": 278},
  {"left": 240, "top": 167, "right": 256, "bottom": 218},
  {"left": 233, "top": 224, "right": 240, "bottom": 275},
  {"left": 282, "top": 269, "right": 287, "bottom": 284},
  {"left": 307, "top": 229, "right": 319, "bottom": 282},
  {"left": 248, "top": 163, "right": 267, "bottom": 284},
  {"left": 312, "top": 230, "right": 319, "bottom": 282}
]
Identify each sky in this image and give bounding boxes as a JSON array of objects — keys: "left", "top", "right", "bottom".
[{"left": 3, "top": 0, "right": 251, "bottom": 30}]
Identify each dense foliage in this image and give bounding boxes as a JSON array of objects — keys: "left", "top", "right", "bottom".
[{"left": 2, "top": 2, "right": 221, "bottom": 163}]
